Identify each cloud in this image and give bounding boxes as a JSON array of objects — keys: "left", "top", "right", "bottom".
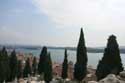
[
  {"left": 32, "top": 0, "right": 125, "bottom": 29},
  {"left": 31, "top": 0, "right": 125, "bottom": 46},
  {"left": 1, "top": 0, "right": 125, "bottom": 46}
]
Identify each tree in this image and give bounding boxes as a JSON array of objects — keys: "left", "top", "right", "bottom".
[
  {"left": 44, "top": 52, "right": 52, "bottom": 83},
  {"left": 0, "top": 50, "right": 4, "bottom": 83},
  {"left": 0, "top": 47, "right": 11, "bottom": 82},
  {"left": 38, "top": 47, "right": 53, "bottom": 82},
  {"left": 17, "top": 60, "right": 23, "bottom": 79},
  {"left": 38, "top": 46, "right": 47, "bottom": 74},
  {"left": 9, "top": 50, "right": 18, "bottom": 81},
  {"left": 74, "top": 28, "right": 88, "bottom": 82},
  {"left": 96, "top": 35, "right": 124, "bottom": 81},
  {"left": 32, "top": 56, "right": 38, "bottom": 76},
  {"left": 23, "top": 58, "right": 32, "bottom": 77},
  {"left": 61, "top": 49, "right": 68, "bottom": 79}
]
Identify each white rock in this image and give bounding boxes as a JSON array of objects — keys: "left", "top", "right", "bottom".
[
  {"left": 50, "top": 80, "right": 59, "bottom": 83},
  {"left": 31, "top": 80, "right": 36, "bottom": 83},
  {"left": 120, "top": 71, "right": 125, "bottom": 78},
  {"left": 99, "top": 74, "right": 125, "bottom": 83},
  {"left": 41, "top": 80, "right": 45, "bottom": 83},
  {"left": 88, "top": 81, "right": 98, "bottom": 83},
  {"left": 87, "top": 74, "right": 92, "bottom": 78}
]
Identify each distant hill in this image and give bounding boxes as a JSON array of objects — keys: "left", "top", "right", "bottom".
[
  {"left": 47, "top": 46, "right": 125, "bottom": 54},
  {"left": 0, "top": 44, "right": 41, "bottom": 50},
  {"left": 1, "top": 44, "right": 125, "bottom": 53},
  {"left": 66, "top": 47, "right": 125, "bottom": 53}
]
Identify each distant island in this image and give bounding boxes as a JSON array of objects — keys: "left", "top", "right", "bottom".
[{"left": 1, "top": 44, "right": 125, "bottom": 53}]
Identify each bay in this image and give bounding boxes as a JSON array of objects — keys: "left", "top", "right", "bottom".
[{"left": 15, "top": 48, "right": 125, "bottom": 69}]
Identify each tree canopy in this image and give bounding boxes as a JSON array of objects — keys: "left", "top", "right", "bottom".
[
  {"left": 74, "top": 28, "right": 88, "bottom": 82},
  {"left": 96, "top": 35, "right": 124, "bottom": 81}
]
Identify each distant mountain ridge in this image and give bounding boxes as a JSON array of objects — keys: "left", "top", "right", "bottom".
[{"left": 0, "top": 44, "right": 125, "bottom": 53}]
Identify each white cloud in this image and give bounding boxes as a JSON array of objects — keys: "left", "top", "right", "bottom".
[
  {"left": 1, "top": 0, "right": 125, "bottom": 46},
  {"left": 31, "top": 0, "right": 125, "bottom": 46},
  {"left": 32, "top": 0, "right": 125, "bottom": 29}
]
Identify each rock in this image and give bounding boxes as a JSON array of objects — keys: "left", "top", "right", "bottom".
[
  {"left": 50, "top": 80, "right": 59, "bottom": 83},
  {"left": 120, "top": 71, "right": 125, "bottom": 78},
  {"left": 31, "top": 77, "right": 37, "bottom": 81},
  {"left": 31, "top": 80, "right": 36, "bottom": 83},
  {"left": 41, "top": 80, "right": 45, "bottom": 83},
  {"left": 99, "top": 74, "right": 125, "bottom": 83},
  {"left": 87, "top": 74, "right": 92, "bottom": 78},
  {"left": 88, "top": 81, "right": 98, "bottom": 83}
]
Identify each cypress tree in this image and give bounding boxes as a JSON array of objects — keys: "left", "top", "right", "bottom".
[
  {"left": 61, "top": 49, "right": 68, "bottom": 79},
  {"left": 44, "top": 52, "right": 52, "bottom": 83},
  {"left": 38, "top": 46, "right": 53, "bottom": 82},
  {"left": 32, "top": 56, "right": 38, "bottom": 76},
  {"left": 9, "top": 50, "right": 18, "bottom": 81},
  {"left": 96, "top": 35, "right": 124, "bottom": 81},
  {"left": 0, "top": 47, "right": 10, "bottom": 82},
  {"left": 0, "top": 50, "right": 4, "bottom": 83},
  {"left": 17, "top": 60, "right": 23, "bottom": 79},
  {"left": 74, "top": 28, "right": 88, "bottom": 82},
  {"left": 38, "top": 46, "right": 47, "bottom": 74},
  {"left": 23, "top": 58, "right": 32, "bottom": 77}
]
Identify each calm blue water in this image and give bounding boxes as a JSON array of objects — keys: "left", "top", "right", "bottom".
[{"left": 15, "top": 48, "right": 125, "bottom": 69}]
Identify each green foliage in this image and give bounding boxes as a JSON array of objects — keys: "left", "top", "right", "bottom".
[
  {"left": 23, "top": 58, "right": 32, "bottom": 77},
  {"left": 61, "top": 49, "right": 68, "bottom": 79},
  {"left": 96, "top": 35, "right": 124, "bottom": 81},
  {"left": 74, "top": 63, "right": 87, "bottom": 81},
  {"left": 38, "top": 46, "right": 53, "bottom": 82},
  {"left": 9, "top": 50, "right": 18, "bottom": 81},
  {"left": 44, "top": 52, "right": 52, "bottom": 83},
  {"left": 32, "top": 56, "right": 38, "bottom": 76},
  {"left": 0, "top": 50, "right": 4, "bottom": 83},
  {"left": 38, "top": 46, "right": 47, "bottom": 74},
  {"left": 74, "top": 28, "right": 88, "bottom": 82},
  {"left": 17, "top": 60, "right": 23, "bottom": 79},
  {"left": 0, "top": 47, "right": 10, "bottom": 82}
]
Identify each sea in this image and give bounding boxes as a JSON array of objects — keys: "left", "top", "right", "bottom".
[{"left": 15, "top": 48, "right": 125, "bottom": 69}]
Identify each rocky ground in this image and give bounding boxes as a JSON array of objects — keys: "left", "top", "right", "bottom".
[{"left": 6, "top": 70, "right": 125, "bottom": 83}]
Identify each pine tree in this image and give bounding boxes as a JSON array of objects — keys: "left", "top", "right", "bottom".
[
  {"left": 9, "top": 50, "right": 18, "bottom": 81},
  {"left": 32, "top": 56, "right": 38, "bottom": 76},
  {"left": 96, "top": 35, "right": 124, "bottom": 81},
  {"left": 74, "top": 28, "right": 88, "bottom": 82},
  {"left": 61, "top": 49, "right": 68, "bottom": 79},
  {"left": 23, "top": 58, "right": 32, "bottom": 77},
  {"left": 38, "top": 46, "right": 47, "bottom": 74},
  {"left": 44, "top": 52, "right": 52, "bottom": 83}
]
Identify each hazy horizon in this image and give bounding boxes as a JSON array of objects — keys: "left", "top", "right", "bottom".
[{"left": 1, "top": 0, "right": 125, "bottom": 47}]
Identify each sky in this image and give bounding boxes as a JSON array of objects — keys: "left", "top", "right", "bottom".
[{"left": 0, "top": 0, "right": 125, "bottom": 47}]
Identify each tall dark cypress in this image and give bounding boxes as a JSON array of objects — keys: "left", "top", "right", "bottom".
[
  {"left": 9, "top": 50, "right": 18, "bottom": 81},
  {"left": 17, "top": 60, "right": 23, "bottom": 79},
  {"left": 61, "top": 49, "right": 68, "bottom": 79},
  {"left": 38, "top": 46, "right": 47, "bottom": 74},
  {"left": 96, "top": 35, "right": 124, "bottom": 81},
  {"left": 0, "top": 50, "right": 4, "bottom": 83},
  {"left": 1, "top": 47, "right": 10, "bottom": 82},
  {"left": 44, "top": 52, "right": 52, "bottom": 83},
  {"left": 32, "top": 56, "right": 38, "bottom": 76},
  {"left": 74, "top": 28, "right": 88, "bottom": 82},
  {"left": 23, "top": 58, "right": 32, "bottom": 77}
]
